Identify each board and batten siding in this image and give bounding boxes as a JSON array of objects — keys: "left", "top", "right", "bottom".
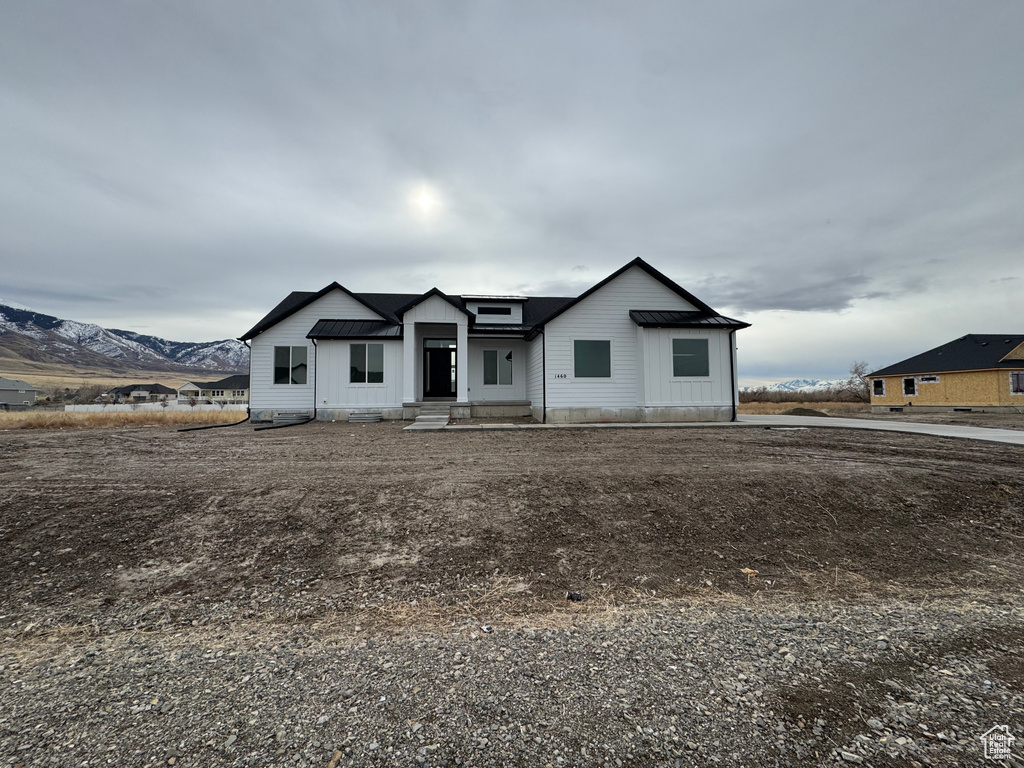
[
  {"left": 544, "top": 266, "right": 700, "bottom": 408},
  {"left": 249, "top": 289, "right": 384, "bottom": 412},
  {"left": 465, "top": 339, "right": 526, "bottom": 402},
  {"left": 640, "top": 328, "right": 733, "bottom": 406},
  {"left": 525, "top": 336, "right": 544, "bottom": 415},
  {"left": 402, "top": 295, "right": 466, "bottom": 324},
  {"left": 315, "top": 340, "right": 404, "bottom": 409}
]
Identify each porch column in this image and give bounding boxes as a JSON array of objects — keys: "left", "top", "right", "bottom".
[
  {"left": 403, "top": 320, "right": 416, "bottom": 403},
  {"left": 456, "top": 319, "right": 469, "bottom": 402}
]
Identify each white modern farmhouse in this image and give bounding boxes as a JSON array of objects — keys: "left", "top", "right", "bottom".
[{"left": 240, "top": 258, "right": 750, "bottom": 423}]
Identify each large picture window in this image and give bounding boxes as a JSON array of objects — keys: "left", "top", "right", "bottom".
[
  {"left": 350, "top": 343, "right": 384, "bottom": 383},
  {"left": 672, "top": 339, "right": 709, "bottom": 377},
  {"left": 574, "top": 340, "right": 611, "bottom": 378},
  {"left": 274, "top": 346, "right": 308, "bottom": 385},
  {"left": 483, "top": 350, "right": 512, "bottom": 385},
  {"left": 1011, "top": 372, "right": 1024, "bottom": 395}
]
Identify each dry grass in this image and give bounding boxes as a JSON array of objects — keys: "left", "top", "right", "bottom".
[
  {"left": 0, "top": 368, "right": 190, "bottom": 392},
  {"left": 738, "top": 401, "right": 870, "bottom": 416},
  {"left": 0, "top": 409, "right": 247, "bottom": 430}
]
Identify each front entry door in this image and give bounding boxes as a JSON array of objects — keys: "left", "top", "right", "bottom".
[{"left": 423, "top": 342, "right": 456, "bottom": 398}]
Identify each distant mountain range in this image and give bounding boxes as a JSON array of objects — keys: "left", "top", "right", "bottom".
[
  {"left": 740, "top": 378, "right": 851, "bottom": 393},
  {"left": 0, "top": 301, "right": 248, "bottom": 375}
]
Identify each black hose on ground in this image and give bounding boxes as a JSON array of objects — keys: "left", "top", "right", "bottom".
[
  {"left": 177, "top": 410, "right": 250, "bottom": 432},
  {"left": 252, "top": 416, "right": 315, "bottom": 432}
]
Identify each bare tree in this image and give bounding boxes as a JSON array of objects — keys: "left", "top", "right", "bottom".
[{"left": 840, "top": 360, "right": 871, "bottom": 402}]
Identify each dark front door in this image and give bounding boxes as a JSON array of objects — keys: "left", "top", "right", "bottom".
[{"left": 423, "top": 344, "right": 456, "bottom": 398}]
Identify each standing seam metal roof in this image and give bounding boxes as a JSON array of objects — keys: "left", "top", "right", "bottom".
[
  {"left": 629, "top": 310, "right": 751, "bottom": 329},
  {"left": 307, "top": 320, "right": 403, "bottom": 339}
]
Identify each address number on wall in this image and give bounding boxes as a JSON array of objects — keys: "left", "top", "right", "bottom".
[{"left": 554, "top": 373, "right": 569, "bottom": 379}]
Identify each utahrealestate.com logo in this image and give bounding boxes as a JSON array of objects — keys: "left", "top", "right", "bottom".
[{"left": 980, "top": 725, "right": 1015, "bottom": 760}]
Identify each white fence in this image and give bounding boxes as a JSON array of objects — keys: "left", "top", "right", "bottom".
[{"left": 66, "top": 403, "right": 248, "bottom": 413}]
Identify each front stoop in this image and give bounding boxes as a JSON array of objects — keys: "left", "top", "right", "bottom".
[{"left": 403, "top": 408, "right": 450, "bottom": 431}]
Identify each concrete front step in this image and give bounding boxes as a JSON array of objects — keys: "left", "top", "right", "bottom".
[{"left": 403, "top": 421, "right": 448, "bottom": 431}]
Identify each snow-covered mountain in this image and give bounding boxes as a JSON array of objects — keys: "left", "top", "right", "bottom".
[
  {"left": 0, "top": 303, "right": 248, "bottom": 374},
  {"left": 740, "top": 378, "right": 850, "bottom": 393}
]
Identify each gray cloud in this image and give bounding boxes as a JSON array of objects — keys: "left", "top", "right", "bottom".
[{"left": 0, "top": 1, "right": 1022, "bottom": 380}]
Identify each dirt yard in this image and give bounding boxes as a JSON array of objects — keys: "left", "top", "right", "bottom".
[{"left": 2, "top": 423, "right": 1023, "bottom": 766}]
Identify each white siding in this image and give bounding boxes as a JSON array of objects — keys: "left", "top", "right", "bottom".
[
  {"left": 640, "top": 328, "right": 733, "bottom": 406},
  {"left": 545, "top": 266, "right": 699, "bottom": 408},
  {"left": 316, "top": 340, "right": 403, "bottom": 408},
  {"left": 525, "top": 335, "right": 543, "bottom": 408},
  {"left": 250, "top": 289, "right": 383, "bottom": 411},
  {"left": 403, "top": 295, "right": 466, "bottom": 323},
  {"left": 466, "top": 339, "right": 526, "bottom": 402},
  {"left": 465, "top": 301, "right": 523, "bottom": 324}
]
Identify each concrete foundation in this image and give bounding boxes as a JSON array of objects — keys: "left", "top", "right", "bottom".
[
  {"left": 871, "top": 405, "right": 1024, "bottom": 414},
  {"left": 402, "top": 403, "right": 470, "bottom": 420},
  {"left": 544, "top": 405, "right": 733, "bottom": 424},
  {"left": 250, "top": 409, "right": 314, "bottom": 424},
  {"left": 470, "top": 403, "right": 532, "bottom": 418},
  {"left": 253, "top": 403, "right": 738, "bottom": 424}
]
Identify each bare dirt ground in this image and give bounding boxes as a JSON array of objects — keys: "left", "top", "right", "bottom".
[{"left": 2, "top": 423, "right": 1023, "bottom": 767}]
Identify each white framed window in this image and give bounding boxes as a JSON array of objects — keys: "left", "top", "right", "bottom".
[
  {"left": 274, "top": 346, "right": 308, "bottom": 385},
  {"left": 1011, "top": 372, "right": 1024, "bottom": 395},
  {"left": 903, "top": 377, "right": 917, "bottom": 396},
  {"left": 920, "top": 375, "right": 940, "bottom": 384},
  {"left": 671, "top": 338, "right": 710, "bottom": 377},
  {"left": 211, "top": 390, "right": 225, "bottom": 397},
  {"left": 483, "top": 350, "right": 512, "bottom": 385},
  {"left": 573, "top": 340, "right": 611, "bottom": 378},
  {"left": 233, "top": 390, "right": 246, "bottom": 397},
  {"left": 872, "top": 379, "right": 885, "bottom": 397},
  {"left": 350, "top": 342, "right": 384, "bottom": 384}
]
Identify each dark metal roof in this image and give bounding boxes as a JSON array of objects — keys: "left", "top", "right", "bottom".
[
  {"left": 468, "top": 324, "right": 533, "bottom": 335},
  {"left": 0, "top": 376, "right": 39, "bottom": 391},
  {"left": 241, "top": 260, "right": 747, "bottom": 341},
  {"left": 521, "top": 296, "right": 575, "bottom": 326},
  {"left": 239, "top": 282, "right": 389, "bottom": 340},
  {"left": 307, "top": 319, "right": 402, "bottom": 339},
  {"left": 183, "top": 374, "right": 251, "bottom": 390},
  {"left": 525, "top": 258, "right": 719, "bottom": 338},
  {"left": 629, "top": 310, "right": 751, "bottom": 330},
  {"left": 355, "top": 293, "right": 422, "bottom": 323},
  {"left": 394, "top": 287, "right": 474, "bottom": 319},
  {"left": 869, "top": 334, "right": 1024, "bottom": 377},
  {"left": 109, "top": 383, "right": 177, "bottom": 396}
]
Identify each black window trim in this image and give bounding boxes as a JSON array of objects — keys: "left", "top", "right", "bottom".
[
  {"left": 350, "top": 341, "right": 385, "bottom": 385},
  {"left": 274, "top": 345, "right": 309, "bottom": 386},
  {"left": 670, "top": 337, "right": 710, "bottom": 378}
]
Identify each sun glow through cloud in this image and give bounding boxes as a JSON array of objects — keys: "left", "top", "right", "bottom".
[{"left": 408, "top": 183, "right": 443, "bottom": 221}]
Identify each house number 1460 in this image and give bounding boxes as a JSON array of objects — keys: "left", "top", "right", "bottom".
[{"left": 555, "top": 373, "right": 568, "bottom": 379}]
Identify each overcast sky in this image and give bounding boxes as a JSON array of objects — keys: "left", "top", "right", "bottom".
[{"left": 1, "top": 1, "right": 1021, "bottom": 384}]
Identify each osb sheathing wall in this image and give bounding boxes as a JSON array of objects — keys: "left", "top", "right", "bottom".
[{"left": 870, "top": 370, "right": 1024, "bottom": 407}]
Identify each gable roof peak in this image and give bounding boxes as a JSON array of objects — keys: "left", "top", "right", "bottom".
[
  {"left": 239, "top": 281, "right": 386, "bottom": 340},
  {"left": 394, "top": 287, "right": 473, "bottom": 319},
  {"left": 525, "top": 258, "right": 718, "bottom": 334}
]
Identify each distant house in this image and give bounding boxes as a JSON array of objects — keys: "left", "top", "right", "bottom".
[
  {"left": 869, "top": 334, "right": 1024, "bottom": 413},
  {"left": 105, "top": 383, "right": 177, "bottom": 404},
  {"left": 0, "top": 376, "right": 39, "bottom": 411},
  {"left": 239, "top": 258, "right": 750, "bottom": 423},
  {"left": 176, "top": 374, "right": 250, "bottom": 404}
]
